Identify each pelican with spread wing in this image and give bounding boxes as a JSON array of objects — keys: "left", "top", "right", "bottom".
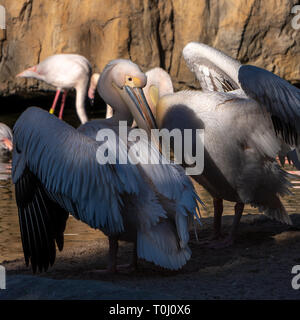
[
  {"left": 12, "top": 59, "right": 201, "bottom": 273},
  {"left": 136, "top": 42, "right": 300, "bottom": 248}
]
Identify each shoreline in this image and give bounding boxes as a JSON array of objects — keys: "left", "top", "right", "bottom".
[{"left": 1, "top": 214, "right": 300, "bottom": 299}]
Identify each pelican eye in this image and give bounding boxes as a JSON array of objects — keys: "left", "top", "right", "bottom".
[{"left": 125, "top": 76, "right": 142, "bottom": 87}]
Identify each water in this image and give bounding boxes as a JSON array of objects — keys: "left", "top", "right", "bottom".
[{"left": 0, "top": 95, "right": 299, "bottom": 263}]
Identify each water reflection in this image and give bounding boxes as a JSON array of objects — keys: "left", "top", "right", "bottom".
[
  {"left": 0, "top": 154, "right": 22, "bottom": 262},
  {"left": 0, "top": 153, "right": 103, "bottom": 262}
]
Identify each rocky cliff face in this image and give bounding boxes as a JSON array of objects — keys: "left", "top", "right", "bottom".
[{"left": 0, "top": 0, "right": 299, "bottom": 96}]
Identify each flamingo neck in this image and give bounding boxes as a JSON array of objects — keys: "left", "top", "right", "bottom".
[{"left": 76, "top": 86, "right": 88, "bottom": 124}]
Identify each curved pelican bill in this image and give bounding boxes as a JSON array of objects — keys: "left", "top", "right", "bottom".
[{"left": 121, "top": 85, "right": 158, "bottom": 133}]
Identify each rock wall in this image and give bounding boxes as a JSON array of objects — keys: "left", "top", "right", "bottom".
[{"left": 0, "top": 0, "right": 299, "bottom": 96}]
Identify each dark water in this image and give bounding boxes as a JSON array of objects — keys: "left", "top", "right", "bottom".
[{"left": 0, "top": 94, "right": 299, "bottom": 262}]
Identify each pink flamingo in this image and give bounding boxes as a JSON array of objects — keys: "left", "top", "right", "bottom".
[{"left": 17, "top": 54, "right": 92, "bottom": 124}]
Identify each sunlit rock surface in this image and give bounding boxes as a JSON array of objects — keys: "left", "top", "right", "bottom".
[{"left": 0, "top": 0, "right": 299, "bottom": 96}]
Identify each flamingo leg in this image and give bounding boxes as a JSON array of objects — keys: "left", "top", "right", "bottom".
[
  {"left": 49, "top": 89, "right": 61, "bottom": 115},
  {"left": 58, "top": 90, "right": 68, "bottom": 120}
]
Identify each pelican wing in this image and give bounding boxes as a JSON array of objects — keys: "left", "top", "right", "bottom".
[
  {"left": 127, "top": 129, "right": 203, "bottom": 208},
  {"left": 132, "top": 161, "right": 201, "bottom": 270},
  {"left": 12, "top": 108, "right": 145, "bottom": 270},
  {"left": 183, "top": 42, "right": 241, "bottom": 92},
  {"left": 79, "top": 122, "right": 202, "bottom": 270},
  {"left": 238, "top": 65, "right": 300, "bottom": 144},
  {"left": 15, "top": 167, "right": 69, "bottom": 272}
]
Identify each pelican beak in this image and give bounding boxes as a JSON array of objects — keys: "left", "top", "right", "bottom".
[{"left": 122, "top": 86, "right": 158, "bottom": 134}]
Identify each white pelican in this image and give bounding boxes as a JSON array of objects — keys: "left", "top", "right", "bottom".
[
  {"left": 16, "top": 54, "right": 92, "bottom": 124},
  {"left": 0, "top": 122, "right": 12, "bottom": 154},
  {"left": 12, "top": 59, "right": 201, "bottom": 273},
  {"left": 135, "top": 42, "right": 300, "bottom": 248},
  {"left": 87, "top": 67, "right": 174, "bottom": 121}
]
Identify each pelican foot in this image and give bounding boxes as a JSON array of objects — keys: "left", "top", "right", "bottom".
[
  {"left": 198, "top": 233, "right": 225, "bottom": 246},
  {"left": 88, "top": 267, "right": 118, "bottom": 274},
  {"left": 116, "top": 263, "right": 137, "bottom": 274},
  {"left": 88, "top": 264, "right": 137, "bottom": 275},
  {"left": 207, "top": 236, "right": 235, "bottom": 249}
]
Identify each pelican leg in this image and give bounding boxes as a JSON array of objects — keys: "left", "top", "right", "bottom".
[
  {"left": 209, "top": 202, "right": 244, "bottom": 249},
  {"left": 198, "top": 198, "right": 224, "bottom": 246},
  {"left": 89, "top": 236, "right": 119, "bottom": 274},
  {"left": 58, "top": 90, "right": 68, "bottom": 120},
  {"left": 212, "top": 198, "right": 224, "bottom": 239},
  {"left": 116, "top": 241, "right": 138, "bottom": 273},
  {"left": 49, "top": 89, "right": 61, "bottom": 115},
  {"left": 106, "top": 236, "right": 119, "bottom": 273},
  {"left": 228, "top": 202, "right": 244, "bottom": 244}
]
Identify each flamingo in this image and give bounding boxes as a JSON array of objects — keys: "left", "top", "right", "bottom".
[
  {"left": 133, "top": 42, "right": 300, "bottom": 248},
  {"left": 12, "top": 59, "right": 202, "bottom": 273},
  {"left": 0, "top": 122, "right": 12, "bottom": 154},
  {"left": 16, "top": 54, "right": 92, "bottom": 124}
]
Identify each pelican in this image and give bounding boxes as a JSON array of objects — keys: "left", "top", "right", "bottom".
[
  {"left": 87, "top": 67, "right": 174, "bottom": 121},
  {"left": 135, "top": 42, "right": 300, "bottom": 248},
  {"left": 16, "top": 54, "right": 92, "bottom": 124},
  {"left": 12, "top": 59, "right": 201, "bottom": 273},
  {"left": 0, "top": 122, "right": 12, "bottom": 154}
]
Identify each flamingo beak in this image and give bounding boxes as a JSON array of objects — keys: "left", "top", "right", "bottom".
[
  {"left": 16, "top": 66, "right": 37, "bottom": 78},
  {"left": 16, "top": 71, "right": 25, "bottom": 78}
]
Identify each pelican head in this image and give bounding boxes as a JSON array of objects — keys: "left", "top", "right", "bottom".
[{"left": 98, "top": 59, "right": 157, "bottom": 131}]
